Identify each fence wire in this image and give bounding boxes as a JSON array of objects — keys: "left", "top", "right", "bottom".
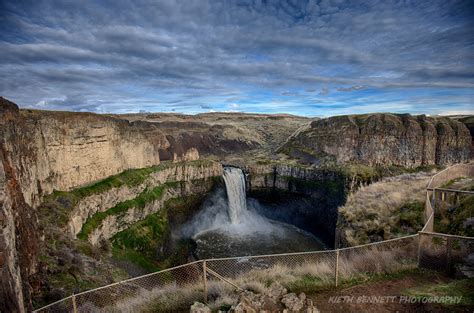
[
  {"left": 37, "top": 261, "right": 205, "bottom": 313},
  {"left": 207, "top": 250, "right": 337, "bottom": 290},
  {"left": 34, "top": 163, "right": 474, "bottom": 313},
  {"left": 419, "top": 232, "right": 474, "bottom": 276},
  {"left": 338, "top": 235, "right": 419, "bottom": 279}
]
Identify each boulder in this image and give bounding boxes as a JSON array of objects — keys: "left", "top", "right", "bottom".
[
  {"left": 190, "top": 301, "right": 211, "bottom": 313},
  {"left": 281, "top": 293, "right": 304, "bottom": 312}
]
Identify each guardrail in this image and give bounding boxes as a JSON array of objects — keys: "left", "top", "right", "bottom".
[{"left": 34, "top": 163, "right": 474, "bottom": 312}]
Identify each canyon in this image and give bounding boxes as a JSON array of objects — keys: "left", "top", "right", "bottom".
[{"left": 0, "top": 96, "right": 472, "bottom": 312}]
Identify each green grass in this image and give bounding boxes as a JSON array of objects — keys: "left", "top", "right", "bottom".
[
  {"left": 77, "top": 184, "right": 168, "bottom": 240},
  {"left": 286, "top": 275, "right": 329, "bottom": 293},
  {"left": 112, "top": 210, "right": 169, "bottom": 258},
  {"left": 297, "top": 268, "right": 436, "bottom": 296},
  {"left": 77, "top": 176, "right": 215, "bottom": 241},
  {"left": 110, "top": 195, "right": 205, "bottom": 272},
  {"left": 435, "top": 192, "right": 474, "bottom": 236},
  {"left": 110, "top": 207, "right": 169, "bottom": 272},
  {"left": 440, "top": 177, "right": 468, "bottom": 189},
  {"left": 392, "top": 201, "right": 425, "bottom": 236},
  {"left": 405, "top": 278, "right": 474, "bottom": 306},
  {"left": 69, "top": 159, "right": 213, "bottom": 199},
  {"left": 41, "top": 159, "right": 215, "bottom": 228},
  {"left": 112, "top": 246, "right": 162, "bottom": 272}
]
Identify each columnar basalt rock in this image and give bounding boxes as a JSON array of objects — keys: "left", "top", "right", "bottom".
[{"left": 281, "top": 113, "right": 471, "bottom": 167}]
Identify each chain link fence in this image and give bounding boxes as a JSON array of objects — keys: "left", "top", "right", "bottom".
[
  {"left": 36, "top": 235, "right": 421, "bottom": 312},
  {"left": 419, "top": 232, "right": 474, "bottom": 276},
  {"left": 423, "top": 163, "right": 473, "bottom": 232},
  {"left": 34, "top": 163, "right": 474, "bottom": 312},
  {"left": 37, "top": 261, "right": 206, "bottom": 313}
]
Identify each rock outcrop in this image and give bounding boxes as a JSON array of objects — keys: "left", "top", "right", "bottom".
[
  {"left": 280, "top": 113, "right": 471, "bottom": 167},
  {"left": 191, "top": 282, "right": 319, "bottom": 312},
  {"left": 67, "top": 161, "right": 222, "bottom": 244}
]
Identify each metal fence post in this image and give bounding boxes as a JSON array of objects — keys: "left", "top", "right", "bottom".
[
  {"left": 417, "top": 232, "right": 421, "bottom": 268},
  {"left": 446, "top": 237, "right": 452, "bottom": 273},
  {"left": 335, "top": 249, "right": 340, "bottom": 287},
  {"left": 72, "top": 294, "right": 78, "bottom": 313},
  {"left": 202, "top": 260, "right": 208, "bottom": 303}
]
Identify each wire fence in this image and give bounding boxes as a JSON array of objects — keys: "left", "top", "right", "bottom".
[
  {"left": 34, "top": 163, "right": 474, "bottom": 313},
  {"left": 423, "top": 163, "right": 474, "bottom": 232},
  {"left": 419, "top": 232, "right": 474, "bottom": 276}
]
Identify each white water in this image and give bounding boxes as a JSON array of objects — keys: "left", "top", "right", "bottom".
[
  {"left": 222, "top": 167, "right": 247, "bottom": 224},
  {"left": 181, "top": 166, "right": 325, "bottom": 258}
]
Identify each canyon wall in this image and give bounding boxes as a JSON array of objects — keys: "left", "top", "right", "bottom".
[
  {"left": 280, "top": 114, "right": 471, "bottom": 167},
  {"left": 12, "top": 109, "right": 166, "bottom": 206},
  {"left": 0, "top": 97, "right": 168, "bottom": 312},
  {"left": 245, "top": 164, "right": 346, "bottom": 246}
]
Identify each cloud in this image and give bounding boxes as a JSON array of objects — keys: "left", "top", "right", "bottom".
[
  {"left": 0, "top": 0, "right": 472, "bottom": 115},
  {"left": 337, "top": 85, "right": 366, "bottom": 92},
  {"left": 319, "top": 87, "right": 330, "bottom": 96}
]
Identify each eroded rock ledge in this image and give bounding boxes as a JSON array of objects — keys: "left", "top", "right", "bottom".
[{"left": 65, "top": 160, "right": 223, "bottom": 244}]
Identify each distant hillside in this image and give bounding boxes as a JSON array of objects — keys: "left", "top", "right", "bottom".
[{"left": 114, "top": 111, "right": 311, "bottom": 159}]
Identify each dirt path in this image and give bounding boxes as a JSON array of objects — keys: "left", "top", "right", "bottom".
[{"left": 307, "top": 272, "right": 473, "bottom": 313}]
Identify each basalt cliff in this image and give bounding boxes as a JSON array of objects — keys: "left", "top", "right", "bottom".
[
  {"left": 280, "top": 113, "right": 471, "bottom": 167},
  {"left": 0, "top": 96, "right": 472, "bottom": 312}
]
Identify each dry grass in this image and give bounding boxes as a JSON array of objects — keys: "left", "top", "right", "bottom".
[
  {"left": 59, "top": 238, "right": 418, "bottom": 312},
  {"left": 338, "top": 239, "right": 419, "bottom": 279},
  {"left": 338, "top": 171, "right": 433, "bottom": 246}
]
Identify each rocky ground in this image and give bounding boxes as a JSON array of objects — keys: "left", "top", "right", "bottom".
[{"left": 190, "top": 282, "right": 320, "bottom": 313}]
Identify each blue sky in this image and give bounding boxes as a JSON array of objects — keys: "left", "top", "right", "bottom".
[{"left": 0, "top": 0, "right": 473, "bottom": 117}]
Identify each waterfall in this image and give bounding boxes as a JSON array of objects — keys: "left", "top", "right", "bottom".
[{"left": 223, "top": 167, "right": 247, "bottom": 224}]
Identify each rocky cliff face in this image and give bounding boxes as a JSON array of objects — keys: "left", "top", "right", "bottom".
[
  {"left": 0, "top": 98, "right": 169, "bottom": 312},
  {"left": 14, "top": 110, "right": 167, "bottom": 205},
  {"left": 245, "top": 163, "right": 346, "bottom": 246},
  {"left": 280, "top": 114, "right": 471, "bottom": 167},
  {"left": 1, "top": 98, "right": 41, "bottom": 312}
]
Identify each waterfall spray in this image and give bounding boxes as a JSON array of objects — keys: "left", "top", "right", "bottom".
[
  {"left": 184, "top": 166, "right": 325, "bottom": 258},
  {"left": 223, "top": 167, "right": 247, "bottom": 224}
]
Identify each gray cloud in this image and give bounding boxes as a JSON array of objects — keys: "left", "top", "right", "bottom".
[
  {"left": 337, "top": 85, "right": 366, "bottom": 92},
  {"left": 319, "top": 87, "right": 330, "bottom": 96},
  {"left": 0, "top": 0, "right": 472, "bottom": 114}
]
